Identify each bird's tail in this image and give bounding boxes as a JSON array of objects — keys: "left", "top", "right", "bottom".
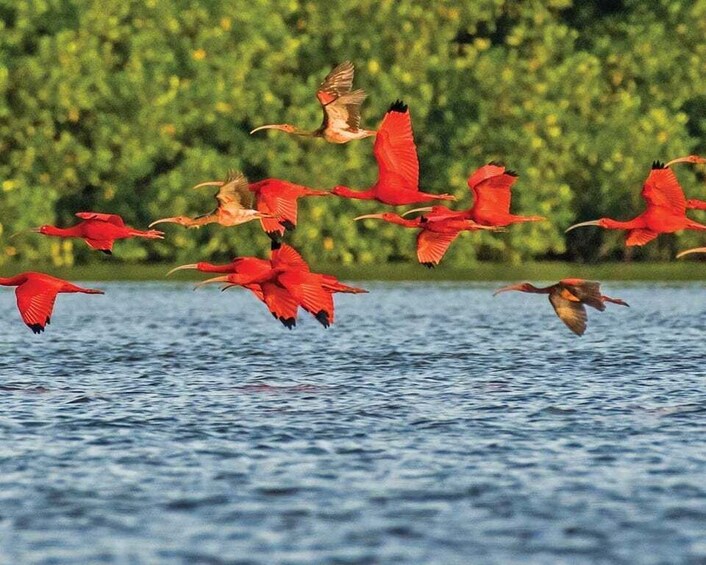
[
  {"left": 130, "top": 228, "right": 164, "bottom": 239},
  {"left": 322, "top": 280, "right": 368, "bottom": 294},
  {"left": 686, "top": 220, "right": 706, "bottom": 231}
]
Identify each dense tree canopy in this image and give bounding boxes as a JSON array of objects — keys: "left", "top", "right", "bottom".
[{"left": 0, "top": 0, "right": 705, "bottom": 267}]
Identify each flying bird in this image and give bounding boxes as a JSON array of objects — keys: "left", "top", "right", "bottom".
[
  {"left": 28, "top": 212, "right": 163, "bottom": 254},
  {"left": 354, "top": 212, "right": 496, "bottom": 267},
  {"left": 331, "top": 100, "right": 456, "bottom": 205},
  {"left": 493, "top": 278, "right": 628, "bottom": 336},
  {"left": 403, "top": 162, "right": 545, "bottom": 227},
  {"left": 150, "top": 171, "right": 268, "bottom": 229},
  {"left": 565, "top": 161, "right": 706, "bottom": 246},
  {"left": 250, "top": 61, "right": 375, "bottom": 144},
  {"left": 664, "top": 154, "right": 706, "bottom": 211},
  {"left": 171, "top": 243, "right": 366, "bottom": 328},
  {"left": 0, "top": 272, "right": 104, "bottom": 333}
]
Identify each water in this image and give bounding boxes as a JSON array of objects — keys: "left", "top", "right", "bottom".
[{"left": 0, "top": 281, "right": 705, "bottom": 564}]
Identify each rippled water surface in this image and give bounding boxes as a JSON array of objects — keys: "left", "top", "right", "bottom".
[{"left": 1, "top": 282, "right": 705, "bottom": 564}]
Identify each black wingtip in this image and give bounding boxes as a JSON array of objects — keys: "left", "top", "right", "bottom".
[
  {"left": 270, "top": 240, "right": 282, "bottom": 251},
  {"left": 280, "top": 220, "right": 296, "bottom": 232},
  {"left": 505, "top": 169, "right": 518, "bottom": 177},
  {"left": 101, "top": 249, "right": 112, "bottom": 255},
  {"left": 388, "top": 99, "right": 408, "bottom": 113},
  {"left": 422, "top": 262, "right": 436, "bottom": 269},
  {"left": 27, "top": 323, "right": 45, "bottom": 334},
  {"left": 267, "top": 231, "right": 283, "bottom": 243},
  {"left": 652, "top": 160, "right": 666, "bottom": 169},
  {"left": 279, "top": 317, "right": 296, "bottom": 329},
  {"left": 488, "top": 160, "right": 505, "bottom": 167},
  {"left": 315, "top": 310, "right": 331, "bottom": 328}
]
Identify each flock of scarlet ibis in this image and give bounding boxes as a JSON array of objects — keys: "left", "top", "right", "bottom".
[{"left": 4, "top": 62, "right": 706, "bottom": 336}]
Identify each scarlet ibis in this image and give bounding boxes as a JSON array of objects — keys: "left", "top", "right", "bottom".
[
  {"left": 354, "top": 212, "right": 496, "bottom": 267},
  {"left": 494, "top": 278, "right": 628, "bottom": 336},
  {"left": 403, "top": 162, "right": 545, "bottom": 227},
  {"left": 150, "top": 171, "right": 269, "bottom": 229},
  {"left": 250, "top": 61, "right": 375, "bottom": 144},
  {"left": 565, "top": 162, "right": 706, "bottom": 246},
  {"left": 30, "top": 212, "right": 163, "bottom": 254},
  {"left": 331, "top": 100, "right": 456, "bottom": 205},
  {"left": 0, "top": 272, "right": 103, "bottom": 334},
  {"left": 178, "top": 243, "right": 366, "bottom": 328},
  {"left": 664, "top": 155, "right": 706, "bottom": 210}
]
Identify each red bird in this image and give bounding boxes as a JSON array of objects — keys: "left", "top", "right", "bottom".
[
  {"left": 169, "top": 243, "right": 366, "bottom": 328},
  {"left": 494, "top": 278, "right": 628, "bottom": 336},
  {"left": 331, "top": 100, "right": 455, "bottom": 205},
  {"left": 403, "top": 162, "right": 545, "bottom": 227},
  {"left": 354, "top": 212, "right": 496, "bottom": 267},
  {"left": 31, "top": 212, "right": 163, "bottom": 255},
  {"left": 250, "top": 61, "right": 375, "bottom": 144},
  {"left": 565, "top": 162, "right": 706, "bottom": 245},
  {"left": 665, "top": 154, "right": 706, "bottom": 211},
  {"left": 0, "top": 272, "right": 103, "bottom": 334}
]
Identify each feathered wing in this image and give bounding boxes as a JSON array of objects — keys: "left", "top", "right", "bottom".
[
  {"left": 257, "top": 187, "right": 300, "bottom": 229},
  {"left": 467, "top": 164, "right": 517, "bottom": 217},
  {"left": 548, "top": 292, "right": 588, "bottom": 336},
  {"left": 316, "top": 61, "right": 355, "bottom": 105},
  {"left": 75, "top": 212, "right": 126, "bottom": 227},
  {"left": 324, "top": 89, "right": 367, "bottom": 132},
  {"left": 271, "top": 243, "right": 310, "bottom": 272},
  {"left": 278, "top": 272, "right": 334, "bottom": 327},
  {"left": 640, "top": 163, "right": 687, "bottom": 214},
  {"left": 559, "top": 279, "right": 605, "bottom": 311},
  {"left": 260, "top": 282, "right": 299, "bottom": 329},
  {"left": 15, "top": 280, "right": 60, "bottom": 333},
  {"left": 215, "top": 171, "right": 254, "bottom": 210},
  {"left": 373, "top": 102, "right": 419, "bottom": 192},
  {"left": 416, "top": 230, "right": 459, "bottom": 267},
  {"left": 626, "top": 228, "right": 659, "bottom": 246}
]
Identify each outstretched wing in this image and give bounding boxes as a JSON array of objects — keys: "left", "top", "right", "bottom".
[
  {"left": 626, "top": 228, "right": 659, "bottom": 246},
  {"left": 416, "top": 230, "right": 459, "bottom": 267},
  {"left": 271, "top": 243, "right": 310, "bottom": 272},
  {"left": 260, "top": 282, "right": 299, "bottom": 329},
  {"left": 316, "top": 61, "right": 355, "bottom": 105},
  {"left": 560, "top": 279, "right": 605, "bottom": 311},
  {"left": 640, "top": 162, "right": 686, "bottom": 214},
  {"left": 373, "top": 100, "right": 419, "bottom": 191},
  {"left": 548, "top": 292, "right": 588, "bottom": 336},
  {"left": 216, "top": 171, "right": 254, "bottom": 210},
  {"left": 15, "top": 279, "right": 60, "bottom": 333},
  {"left": 467, "top": 163, "right": 518, "bottom": 217},
  {"left": 278, "top": 272, "right": 334, "bottom": 327},
  {"left": 323, "top": 89, "right": 367, "bottom": 133},
  {"left": 75, "top": 212, "right": 125, "bottom": 227}
]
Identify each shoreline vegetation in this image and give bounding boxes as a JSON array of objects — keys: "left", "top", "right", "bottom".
[{"left": 2, "top": 262, "right": 706, "bottom": 282}]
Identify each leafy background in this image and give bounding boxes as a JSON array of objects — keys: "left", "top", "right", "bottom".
[{"left": 1, "top": 0, "right": 705, "bottom": 268}]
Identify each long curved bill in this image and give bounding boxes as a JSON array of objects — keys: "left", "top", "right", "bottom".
[
  {"left": 249, "top": 124, "right": 277, "bottom": 135},
  {"left": 192, "top": 181, "right": 224, "bottom": 190},
  {"left": 9, "top": 227, "right": 40, "bottom": 239},
  {"left": 149, "top": 217, "right": 182, "bottom": 228},
  {"left": 166, "top": 264, "right": 198, "bottom": 276},
  {"left": 354, "top": 214, "right": 386, "bottom": 221},
  {"left": 493, "top": 284, "right": 525, "bottom": 296},
  {"left": 194, "top": 275, "right": 230, "bottom": 289},
  {"left": 565, "top": 220, "right": 601, "bottom": 233},
  {"left": 401, "top": 207, "right": 433, "bottom": 217},
  {"left": 676, "top": 247, "right": 706, "bottom": 259},
  {"left": 666, "top": 155, "right": 706, "bottom": 167}
]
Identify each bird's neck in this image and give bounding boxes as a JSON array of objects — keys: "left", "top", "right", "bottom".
[
  {"left": 333, "top": 186, "right": 376, "bottom": 200},
  {"left": 198, "top": 262, "right": 237, "bottom": 273},
  {"left": 525, "top": 284, "right": 552, "bottom": 294},
  {"left": 43, "top": 225, "right": 83, "bottom": 237},
  {"left": 0, "top": 274, "right": 27, "bottom": 287},
  {"left": 385, "top": 215, "right": 419, "bottom": 228},
  {"left": 601, "top": 217, "right": 645, "bottom": 230}
]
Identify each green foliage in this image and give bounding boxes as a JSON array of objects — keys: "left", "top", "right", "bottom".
[{"left": 0, "top": 0, "right": 705, "bottom": 267}]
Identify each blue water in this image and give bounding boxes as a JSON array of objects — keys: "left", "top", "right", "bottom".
[{"left": 1, "top": 282, "right": 705, "bottom": 564}]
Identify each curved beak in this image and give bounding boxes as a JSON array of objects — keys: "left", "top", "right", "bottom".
[
  {"left": 166, "top": 264, "right": 198, "bottom": 276},
  {"left": 149, "top": 217, "right": 182, "bottom": 228},
  {"left": 666, "top": 155, "right": 706, "bottom": 167},
  {"left": 493, "top": 284, "right": 524, "bottom": 296},
  {"left": 354, "top": 214, "right": 386, "bottom": 221},
  {"left": 192, "top": 181, "right": 224, "bottom": 190},
  {"left": 565, "top": 220, "right": 601, "bottom": 233},
  {"left": 401, "top": 207, "right": 433, "bottom": 217},
  {"left": 194, "top": 275, "right": 230, "bottom": 289},
  {"left": 250, "top": 124, "right": 278, "bottom": 134},
  {"left": 9, "top": 227, "right": 40, "bottom": 239},
  {"left": 676, "top": 247, "right": 706, "bottom": 259}
]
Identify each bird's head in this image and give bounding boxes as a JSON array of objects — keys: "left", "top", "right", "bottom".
[
  {"left": 331, "top": 185, "right": 352, "bottom": 197},
  {"left": 149, "top": 216, "right": 194, "bottom": 228},
  {"left": 564, "top": 219, "right": 605, "bottom": 233},
  {"left": 493, "top": 282, "right": 534, "bottom": 296},
  {"left": 353, "top": 212, "right": 399, "bottom": 223}
]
